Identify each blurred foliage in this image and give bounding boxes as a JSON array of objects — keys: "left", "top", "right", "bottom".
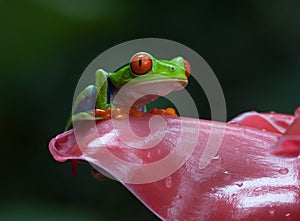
[{"left": 1, "top": 0, "right": 299, "bottom": 220}]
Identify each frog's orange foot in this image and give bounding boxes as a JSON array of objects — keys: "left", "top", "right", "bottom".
[
  {"left": 150, "top": 108, "right": 178, "bottom": 117},
  {"left": 112, "top": 108, "right": 128, "bottom": 120},
  {"left": 130, "top": 107, "right": 145, "bottom": 117},
  {"left": 92, "top": 108, "right": 112, "bottom": 120}
]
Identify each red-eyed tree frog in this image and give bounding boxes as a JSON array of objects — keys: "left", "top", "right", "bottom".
[{"left": 65, "top": 52, "right": 191, "bottom": 130}]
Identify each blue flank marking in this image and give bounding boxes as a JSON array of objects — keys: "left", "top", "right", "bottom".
[{"left": 107, "top": 77, "right": 115, "bottom": 104}]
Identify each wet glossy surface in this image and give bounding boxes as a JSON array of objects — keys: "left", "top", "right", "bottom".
[{"left": 49, "top": 112, "right": 300, "bottom": 221}]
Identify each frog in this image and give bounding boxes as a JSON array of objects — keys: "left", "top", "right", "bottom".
[
  {"left": 65, "top": 52, "right": 191, "bottom": 130},
  {"left": 65, "top": 52, "right": 191, "bottom": 176}
]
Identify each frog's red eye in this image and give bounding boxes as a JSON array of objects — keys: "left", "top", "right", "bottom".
[
  {"left": 130, "top": 53, "right": 152, "bottom": 75},
  {"left": 184, "top": 60, "right": 191, "bottom": 77}
]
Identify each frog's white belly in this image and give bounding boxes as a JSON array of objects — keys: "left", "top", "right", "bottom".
[{"left": 111, "top": 79, "right": 187, "bottom": 109}]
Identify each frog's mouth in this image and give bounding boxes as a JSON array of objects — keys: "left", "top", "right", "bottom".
[
  {"left": 112, "top": 78, "right": 188, "bottom": 109},
  {"left": 134, "top": 78, "right": 188, "bottom": 89}
]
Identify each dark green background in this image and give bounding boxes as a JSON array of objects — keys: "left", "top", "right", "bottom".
[{"left": 1, "top": 1, "right": 299, "bottom": 220}]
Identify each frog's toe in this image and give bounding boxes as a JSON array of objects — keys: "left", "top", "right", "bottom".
[
  {"left": 149, "top": 108, "right": 178, "bottom": 117},
  {"left": 111, "top": 108, "right": 128, "bottom": 120},
  {"left": 129, "top": 107, "right": 145, "bottom": 117},
  {"left": 165, "top": 107, "right": 178, "bottom": 117},
  {"left": 94, "top": 108, "right": 112, "bottom": 120}
]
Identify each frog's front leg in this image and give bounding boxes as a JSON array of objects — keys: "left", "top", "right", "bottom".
[
  {"left": 95, "top": 69, "right": 111, "bottom": 110},
  {"left": 66, "top": 69, "right": 112, "bottom": 130},
  {"left": 65, "top": 85, "right": 98, "bottom": 130},
  {"left": 93, "top": 69, "right": 113, "bottom": 119},
  {"left": 129, "top": 107, "right": 178, "bottom": 117}
]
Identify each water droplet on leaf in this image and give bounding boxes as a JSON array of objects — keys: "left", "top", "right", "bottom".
[
  {"left": 146, "top": 151, "right": 151, "bottom": 159},
  {"left": 235, "top": 182, "right": 243, "bottom": 187},
  {"left": 285, "top": 213, "right": 291, "bottom": 217},
  {"left": 279, "top": 168, "right": 289, "bottom": 175},
  {"left": 268, "top": 208, "right": 276, "bottom": 216},
  {"left": 212, "top": 155, "right": 221, "bottom": 160},
  {"left": 223, "top": 170, "right": 231, "bottom": 181},
  {"left": 254, "top": 187, "right": 262, "bottom": 192},
  {"left": 165, "top": 176, "right": 173, "bottom": 188}
]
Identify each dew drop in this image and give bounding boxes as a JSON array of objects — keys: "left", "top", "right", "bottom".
[
  {"left": 285, "top": 213, "right": 291, "bottom": 217},
  {"left": 235, "top": 182, "right": 244, "bottom": 187},
  {"left": 165, "top": 176, "right": 173, "bottom": 188},
  {"left": 146, "top": 151, "right": 151, "bottom": 159},
  {"left": 254, "top": 187, "right": 262, "bottom": 192},
  {"left": 223, "top": 170, "right": 231, "bottom": 181},
  {"left": 228, "top": 121, "right": 241, "bottom": 126},
  {"left": 268, "top": 208, "right": 276, "bottom": 216},
  {"left": 279, "top": 168, "right": 289, "bottom": 175},
  {"left": 210, "top": 187, "right": 216, "bottom": 193},
  {"left": 213, "top": 155, "right": 221, "bottom": 160}
]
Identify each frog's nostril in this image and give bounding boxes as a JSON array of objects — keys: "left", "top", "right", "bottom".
[{"left": 184, "top": 60, "right": 191, "bottom": 77}]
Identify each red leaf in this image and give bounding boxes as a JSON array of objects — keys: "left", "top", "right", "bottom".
[{"left": 49, "top": 112, "right": 300, "bottom": 221}]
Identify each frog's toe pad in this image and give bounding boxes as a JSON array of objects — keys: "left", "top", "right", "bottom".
[
  {"left": 129, "top": 108, "right": 145, "bottom": 117},
  {"left": 94, "top": 109, "right": 112, "bottom": 120},
  {"left": 149, "top": 108, "right": 178, "bottom": 117}
]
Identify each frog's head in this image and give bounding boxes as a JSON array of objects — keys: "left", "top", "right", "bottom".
[
  {"left": 110, "top": 52, "right": 190, "bottom": 88},
  {"left": 109, "top": 52, "right": 191, "bottom": 108}
]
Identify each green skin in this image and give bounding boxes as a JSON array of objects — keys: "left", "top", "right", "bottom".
[{"left": 66, "top": 52, "right": 188, "bottom": 130}]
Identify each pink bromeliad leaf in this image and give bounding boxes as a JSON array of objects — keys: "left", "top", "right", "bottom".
[
  {"left": 230, "top": 108, "right": 300, "bottom": 157},
  {"left": 49, "top": 110, "right": 300, "bottom": 221}
]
